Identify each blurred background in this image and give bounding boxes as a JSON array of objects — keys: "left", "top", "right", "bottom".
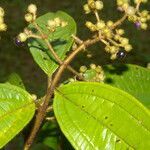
[
  {"left": 0, "top": 0, "right": 150, "bottom": 149},
  {"left": 0, "top": 0, "right": 150, "bottom": 96}
]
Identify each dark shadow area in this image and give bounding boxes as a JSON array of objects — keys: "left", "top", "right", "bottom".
[{"left": 104, "top": 64, "right": 129, "bottom": 84}]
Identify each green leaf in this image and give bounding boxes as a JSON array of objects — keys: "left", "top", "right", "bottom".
[
  {"left": 7, "top": 73, "right": 25, "bottom": 89},
  {"left": 28, "top": 11, "right": 76, "bottom": 76},
  {"left": 31, "top": 143, "right": 50, "bottom": 150},
  {"left": 54, "top": 82, "right": 150, "bottom": 150},
  {"left": 104, "top": 64, "right": 150, "bottom": 109},
  {"left": 0, "top": 84, "right": 35, "bottom": 148},
  {"left": 37, "top": 121, "right": 60, "bottom": 150}
]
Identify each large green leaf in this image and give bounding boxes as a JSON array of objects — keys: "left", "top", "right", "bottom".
[
  {"left": 28, "top": 11, "right": 76, "bottom": 76},
  {"left": 54, "top": 82, "right": 150, "bottom": 150},
  {"left": 104, "top": 64, "right": 150, "bottom": 109},
  {"left": 0, "top": 84, "right": 35, "bottom": 148}
]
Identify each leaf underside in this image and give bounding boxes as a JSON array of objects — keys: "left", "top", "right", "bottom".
[{"left": 28, "top": 11, "right": 76, "bottom": 76}]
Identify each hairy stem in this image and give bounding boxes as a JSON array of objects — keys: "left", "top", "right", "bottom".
[
  {"left": 33, "top": 22, "right": 83, "bottom": 80},
  {"left": 112, "top": 14, "right": 127, "bottom": 29}
]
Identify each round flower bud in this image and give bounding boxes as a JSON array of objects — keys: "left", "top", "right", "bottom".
[
  {"left": 110, "top": 46, "right": 118, "bottom": 54},
  {"left": 31, "top": 94, "right": 37, "bottom": 101},
  {"left": 97, "top": 21, "right": 105, "bottom": 30},
  {"left": 0, "top": 23, "right": 7, "bottom": 31},
  {"left": 120, "top": 38, "right": 129, "bottom": 46},
  {"left": 111, "top": 54, "right": 117, "bottom": 60},
  {"left": 126, "top": 6, "right": 136, "bottom": 16},
  {"left": 124, "top": 44, "right": 132, "bottom": 52},
  {"left": 61, "top": 21, "right": 68, "bottom": 27},
  {"left": 141, "top": 10, "right": 148, "bottom": 17},
  {"left": 141, "top": 23, "right": 148, "bottom": 30},
  {"left": 85, "top": 21, "right": 96, "bottom": 31},
  {"left": 89, "top": 1, "right": 96, "bottom": 9},
  {"left": 0, "top": 17, "right": 4, "bottom": 24},
  {"left": 0, "top": 7, "right": 4, "bottom": 17},
  {"left": 69, "top": 78, "right": 75, "bottom": 82},
  {"left": 107, "top": 21, "right": 114, "bottom": 27},
  {"left": 117, "top": 29, "right": 125, "bottom": 35},
  {"left": 95, "top": 66, "right": 102, "bottom": 73},
  {"left": 47, "top": 20, "right": 56, "bottom": 28},
  {"left": 83, "top": 4, "right": 91, "bottom": 14},
  {"left": 147, "top": 15, "right": 150, "bottom": 20},
  {"left": 90, "top": 64, "right": 96, "bottom": 69},
  {"left": 95, "top": 1, "right": 104, "bottom": 10},
  {"left": 18, "top": 33, "right": 27, "bottom": 42},
  {"left": 122, "top": 3, "right": 129, "bottom": 10},
  {"left": 25, "top": 13, "right": 33, "bottom": 22},
  {"left": 141, "top": 0, "right": 148, "bottom": 3},
  {"left": 140, "top": 17, "right": 147, "bottom": 23},
  {"left": 114, "top": 34, "right": 120, "bottom": 40},
  {"left": 80, "top": 66, "right": 87, "bottom": 73},
  {"left": 28, "top": 4, "right": 37, "bottom": 14},
  {"left": 117, "top": 0, "right": 124, "bottom": 6},
  {"left": 54, "top": 17, "right": 61, "bottom": 26}
]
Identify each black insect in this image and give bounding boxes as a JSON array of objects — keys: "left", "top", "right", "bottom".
[
  {"left": 117, "top": 50, "right": 127, "bottom": 59},
  {"left": 14, "top": 37, "right": 24, "bottom": 47}
]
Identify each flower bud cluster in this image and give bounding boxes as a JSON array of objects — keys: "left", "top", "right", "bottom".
[
  {"left": 47, "top": 17, "right": 68, "bottom": 32},
  {"left": 117, "top": 0, "right": 150, "bottom": 30},
  {"left": 16, "top": 4, "right": 38, "bottom": 43},
  {"left": 0, "top": 7, "right": 7, "bottom": 32},
  {"left": 25, "top": 4, "right": 37, "bottom": 23},
  {"left": 104, "top": 28, "right": 132, "bottom": 60},
  {"left": 83, "top": 0, "right": 104, "bottom": 14},
  {"left": 79, "top": 64, "right": 105, "bottom": 82},
  {"left": 85, "top": 19, "right": 132, "bottom": 59}
]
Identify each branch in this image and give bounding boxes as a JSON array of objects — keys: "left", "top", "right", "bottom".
[
  {"left": 24, "top": 4, "right": 132, "bottom": 148},
  {"left": 24, "top": 36, "right": 99, "bottom": 150},
  {"left": 33, "top": 22, "right": 84, "bottom": 80},
  {"left": 112, "top": 14, "right": 127, "bottom": 29}
]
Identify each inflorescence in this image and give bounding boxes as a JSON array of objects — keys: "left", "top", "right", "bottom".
[
  {"left": 16, "top": 4, "right": 68, "bottom": 45},
  {"left": 0, "top": 7, "right": 7, "bottom": 32},
  {"left": 84, "top": 0, "right": 149, "bottom": 59}
]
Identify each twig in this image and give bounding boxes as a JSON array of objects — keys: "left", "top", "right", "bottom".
[
  {"left": 72, "top": 34, "right": 83, "bottom": 45},
  {"left": 33, "top": 22, "right": 84, "bottom": 80},
  {"left": 112, "top": 14, "right": 127, "bottom": 29},
  {"left": 94, "top": 10, "right": 100, "bottom": 22}
]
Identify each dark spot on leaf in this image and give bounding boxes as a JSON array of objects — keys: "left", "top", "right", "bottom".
[
  {"left": 110, "top": 123, "right": 113, "bottom": 126},
  {"left": 104, "top": 116, "right": 108, "bottom": 120},
  {"left": 116, "top": 139, "right": 120, "bottom": 143},
  {"left": 43, "top": 57, "right": 47, "bottom": 60},
  {"left": 82, "top": 105, "right": 85, "bottom": 108},
  {"left": 51, "top": 39, "right": 67, "bottom": 47}
]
